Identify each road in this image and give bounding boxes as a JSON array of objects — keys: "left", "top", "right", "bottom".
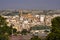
[
  {"left": 9, "top": 35, "right": 24, "bottom": 40},
  {"left": 9, "top": 34, "right": 32, "bottom": 40}
]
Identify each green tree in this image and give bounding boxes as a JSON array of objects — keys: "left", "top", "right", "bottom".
[
  {"left": 30, "top": 36, "right": 41, "bottom": 40},
  {"left": 0, "top": 34, "right": 9, "bottom": 40},
  {"left": 0, "top": 16, "right": 7, "bottom": 26},
  {"left": 0, "top": 15, "right": 14, "bottom": 40},
  {"left": 20, "top": 29, "right": 28, "bottom": 35},
  {"left": 46, "top": 16, "right": 60, "bottom": 40},
  {"left": 13, "top": 28, "right": 17, "bottom": 33},
  {"left": 46, "top": 33, "right": 60, "bottom": 40}
]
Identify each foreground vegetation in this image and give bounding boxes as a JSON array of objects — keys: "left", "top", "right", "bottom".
[
  {"left": 0, "top": 15, "right": 17, "bottom": 40},
  {"left": 46, "top": 16, "right": 60, "bottom": 40}
]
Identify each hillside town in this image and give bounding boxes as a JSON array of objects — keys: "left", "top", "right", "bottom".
[
  {"left": 0, "top": 9, "right": 60, "bottom": 40},
  {"left": 0, "top": 9, "right": 60, "bottom": 31}
]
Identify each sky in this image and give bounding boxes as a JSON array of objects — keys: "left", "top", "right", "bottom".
[{"left": 0, "top": 0, "right": 60, "bottom": 10}]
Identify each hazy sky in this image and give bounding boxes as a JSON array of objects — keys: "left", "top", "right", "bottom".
[{"left": 0, "top": 0, "right": 60, "bottom": 10}]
